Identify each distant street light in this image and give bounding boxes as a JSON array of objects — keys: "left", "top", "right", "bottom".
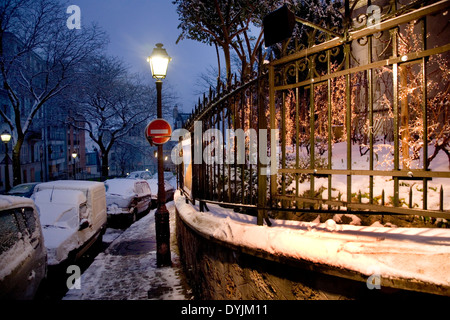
[
  {"left": 72, "top": 151, "right": 77, "bottom": 179},
  {"left": 1, "top": 131, "right": 11, "bottom": 143},
  {"left": 148, "top": 43, "right": 172, "bottom": 267},
  {"left": 1, "top": 130, "right": 11, "bottom": 192}
]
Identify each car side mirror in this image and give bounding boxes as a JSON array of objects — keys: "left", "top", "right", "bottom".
[{"left": 79, "top": 218, "right": 90, "bottom": 231}]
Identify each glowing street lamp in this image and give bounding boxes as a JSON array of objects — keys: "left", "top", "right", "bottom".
[
  {"left": 71, "top": 151, "right": 77, "bottom": 179},
  {"left": 1, "top": 130, "right": 11, "bottom": 192},
  {"left": 147, "top": 43, "right": 171, "bottom": 80},
  {"left": 1, "top": 130, "right": 11, "bottom": 143},
  {"left": 147, "top": 43, "right": 172, "bottom": 267}
]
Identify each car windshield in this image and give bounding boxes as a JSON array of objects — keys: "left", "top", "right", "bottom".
[
  {"left": 8, "top": 184, "right": 34, "bottom": 194},
  {"left": 127, "top": 171, "right": 152, "bottom": 179}
]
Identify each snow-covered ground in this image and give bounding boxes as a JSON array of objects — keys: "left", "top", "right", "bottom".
[
  {"left": 282, "top": 142, "right": 449, "bottom": 210},
  {"left": 175, "top": 191, "right": 450, "bottom": 293},
  {"left": 63, "top": 201, "right": 193, "bottom": 300}
]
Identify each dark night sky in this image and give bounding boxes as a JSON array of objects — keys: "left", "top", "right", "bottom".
[{"left": 72, "top": 0, "right": 220, "bottom": 113}]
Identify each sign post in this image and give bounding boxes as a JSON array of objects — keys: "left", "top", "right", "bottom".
[
  {"left": 145, "top": 117, "right": 172, "bottom": 267},
  {"left": 147, "top": 43, "right": 172, "bottom": 267}
]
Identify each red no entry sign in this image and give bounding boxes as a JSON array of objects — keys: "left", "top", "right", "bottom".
[{"left": 145, "top": 118, "right": 172, "bottom": 145}]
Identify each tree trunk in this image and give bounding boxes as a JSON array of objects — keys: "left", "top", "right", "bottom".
[
  {"left": 12, "top": 137, "right": 24, "bottom": 186},
  {"left": 101, "top": 152, "right": 109, "bottom": 180},
  {"left": 400, "top": 66, "right": 410, "bottom": 169},
  {"left": 223, "top": 44, "right": 232, "bottom": 88}
]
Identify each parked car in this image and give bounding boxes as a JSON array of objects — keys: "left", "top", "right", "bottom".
[
  {"left": 32, "top": 180, "right": 107, "bottom": 266},
  {"left": 147, "top": 178, "right": 175, "bottom": 206},
  {"left": 104, "top": 178, "right": 152, "bottom": 224},
  {"left": 0, "top": 195, "right": 47, "bottom": 299},
  {"left": 6, "top": 182, "right": 40, "bottom": 198},
  {"left": 127, "top": 171, "right": 175, "bottom": 206},
  {"left": 127, "top": 171, "right": 153, "bottom": 180}
]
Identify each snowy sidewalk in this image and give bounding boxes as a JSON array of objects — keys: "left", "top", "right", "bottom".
[{"left": 63, "top": 202, "right": 193, "bottom": 300}]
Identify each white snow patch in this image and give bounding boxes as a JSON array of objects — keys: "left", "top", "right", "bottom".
[
  {"left": 333, "top": 214, "right": 362, "bottom": 226},
  {"left": 102, "top": 228, "right": 124, "bottom": 244},
  {"left": 284, "top": 142, "right": 450, "bottom": 210}
]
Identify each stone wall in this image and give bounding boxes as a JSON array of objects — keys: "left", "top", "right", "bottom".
[{"left": 175, "top": 208, "right": 435, "bottom": 300}]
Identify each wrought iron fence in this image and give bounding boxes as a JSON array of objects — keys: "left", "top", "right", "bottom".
[
  {"left": 179, "top": 68, "right": 270, "bottom": 223},
  {"left": 178, "top": 0, "right": 450, "bottom": 225}
]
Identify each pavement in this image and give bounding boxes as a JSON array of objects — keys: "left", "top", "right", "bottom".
[{"left": 63, "top": 201, "right": 194, "bottom": 300}]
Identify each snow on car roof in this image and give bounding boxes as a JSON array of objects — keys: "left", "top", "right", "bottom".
[
  {"left": 33, "top": 189, "right": 86, "bottom": 206},
  {"left": 105, "top": 178, "right": 141, "bottom": 195},
  {"left": 128, "top": 171, "right": 151, "bottom": 175},
  {"left": 35, "top": 180, "right": 105, "bottom": 192},
  {"left": 0, "top": 195, "right": 35, "bottom": 210}
]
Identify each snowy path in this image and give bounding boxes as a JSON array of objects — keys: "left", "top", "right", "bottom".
[{"left": 63, "top": 202, "right": 192, "bottom": 300}]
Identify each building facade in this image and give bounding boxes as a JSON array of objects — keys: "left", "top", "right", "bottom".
[{"left": 0, "top": 32, "right": 85, "bottom": 192}]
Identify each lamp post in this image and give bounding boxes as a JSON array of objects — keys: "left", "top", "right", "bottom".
[
  {"left": 1, "top": 130, "right": 11, "bottom": 192},
  {"left": 148, "top": 43, "right": 172, "bottom": 267},
  {"left": 72, "top": 151, "right": 77, "bottom": 179}
]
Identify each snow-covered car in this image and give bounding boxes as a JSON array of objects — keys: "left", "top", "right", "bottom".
[
  {"left": 0, "top": 195, "right": 47, "bottom": 299},
  {"left": 104, "top": 178, "right": 152, "bottom": 223},
  {"left": 127, "top": 171, "right": 175, "bottom": 206},
  {"left": 147, "top": 178, "right": 175, "bottom": 206},
  {"left": 127, "top": 170, "right": 153, "bottom": 180},
  {"left": 6, "top": 182, "right": 40, "bottom": 198},
  {"left": 32, "top": 180, "right": 107, "bottom": 266}
]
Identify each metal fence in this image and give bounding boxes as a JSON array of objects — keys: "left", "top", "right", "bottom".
[{"left": 178, "top": 0, "right": 450, "bottom": 225}]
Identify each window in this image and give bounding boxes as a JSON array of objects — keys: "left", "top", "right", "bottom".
[
  {"left": 0, "top": 210, "right": 20, "bottom": 255},
  {"left": 140, "top": 182, "right": 151, "bottom": 194},
  {"left": 141, "top": 172, "right": 151, "bottom": 180},
  {"left": 135, "top": 183, "right": 143, "bottom": 195},
  {"left": 19, "top": 207, "right": 37, "bottom": 236}
]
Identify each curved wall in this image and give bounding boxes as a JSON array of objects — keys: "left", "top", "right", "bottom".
[{"left": 175, "top": 199, "right": 443, "bottom": 299}]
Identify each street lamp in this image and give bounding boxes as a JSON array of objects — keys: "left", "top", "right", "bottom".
[
  {"left": 148, "top": 43, "right": 172, "bottom": 267},
  {"left": 147, "top": 43, "right": 171, "bottom": 80},
  {"left": 1, "top": 130, "right": 11, "bottom": 192},
  {"left": 71, "top": 151, "right": 77, "bottom": 179}
]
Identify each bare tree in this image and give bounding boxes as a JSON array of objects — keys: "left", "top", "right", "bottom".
[
  {"left": 66, "top": 55, "right": 156, "bottom": 179},
  {"left": 194, "top": 64, "right": 228, "bottom": 96},
  {"left": 0, "top": 0, "right": 107, "bottom": 185}
]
